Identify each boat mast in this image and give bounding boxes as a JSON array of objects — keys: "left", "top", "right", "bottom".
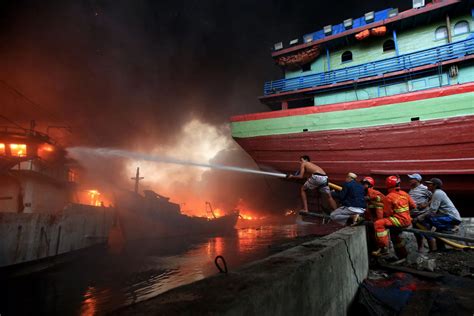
[
  {"left": 131, "top": 167, "right": 144, "bottom": 194},
  {"left": 205, "top": 201, "right": 217, "bottom": 219}
]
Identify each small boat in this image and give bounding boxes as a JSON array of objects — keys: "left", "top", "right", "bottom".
[{"left": 116, "top": 190, "right": 239, "bottom": 241}]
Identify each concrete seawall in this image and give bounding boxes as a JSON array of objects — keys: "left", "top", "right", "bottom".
[
  {"left": 116, "top": 226, "right": 368, "bottom": 316},
  {"left": 0, "top": 205, "right": 112, "bottom": 269}
]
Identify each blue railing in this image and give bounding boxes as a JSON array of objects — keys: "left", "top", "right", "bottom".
[{"left": 264, "top": 38, "right": 474, "bottom": 96}]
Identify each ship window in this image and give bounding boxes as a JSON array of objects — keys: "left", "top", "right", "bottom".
[
  {"left": 435, "top": 26, "right": 448, "bottom": 40},
  {"left": 288, "top": 98, "right": 314, "bottom": 109},
  {"left": 341, "top": 51, "right": 353, "bottom": 63},
  {"left": 301, "top": 63, "right": 311, "bottom": 72},
  {"left": 68, "top": 169, "right": 76, "bottom": 183},
  {"left": 9, "top": 144, "right": 27, "bottom": 157},
  {"left": 383, "top": 39, "right": 395, "bottom": 52},
  {"left": 453, "top": 21, "right": 470, "bottom": 36},
  {"left": 0, "top": 143, "right": 5, "bottom": 155}
]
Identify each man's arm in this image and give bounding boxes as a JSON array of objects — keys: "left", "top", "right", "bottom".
[
  {"left": 288, "top": 163, "right": 306, "bottom": 179},
  {"left": 428, "top": 191, "right": 441, "bottom": 213},
  {"left": 332, "top": 182, "right": 348, "bottom": 200},
  {"left": 407, "top": 194, "right": 417, "bottom": 211},
  {"left": 418, "top": 191, "right": 440, "bottom": 220},
  {"left": 383, "top": 194, "right": 393, "bottom": 216}
]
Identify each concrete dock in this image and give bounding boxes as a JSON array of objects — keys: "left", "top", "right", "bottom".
[{"left": 114, "top": 226, "right": 368, "bottom": 316}]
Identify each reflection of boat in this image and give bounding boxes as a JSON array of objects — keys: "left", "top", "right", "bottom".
[
  {"left": 0, "top": 126, "right": 113, "bottom": 275},
  {"left": 117, "top": 190, "right": 239, "bottom": 241}
]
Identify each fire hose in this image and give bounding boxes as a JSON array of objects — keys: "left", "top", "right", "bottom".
[
  {"left": 328, "top": 182, "right": 342, "bottom": 191},
  {"left": 299, "top": 211, "right": 474, "bottom": 247},
  {"left": 303, "top": 180, "right": 473, "bottom": 248}
]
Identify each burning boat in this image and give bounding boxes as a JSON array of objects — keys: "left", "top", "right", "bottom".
[
  {"left": 230, "top": 1, "right": 474, "bottom": 193},
  {"left": 0, "top": 126, "right": 113, "bottom": 275},
  {"left": 116, "top": 170, "right": 239, "bottom": 241}
]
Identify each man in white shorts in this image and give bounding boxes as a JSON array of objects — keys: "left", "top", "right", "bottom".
[{"left": 287, "top": 155, "right": 336, "bottom": 212}]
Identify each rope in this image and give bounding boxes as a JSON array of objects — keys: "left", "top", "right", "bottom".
[{"left": 214, "top": 255, "right": 228, "bottom": 274}]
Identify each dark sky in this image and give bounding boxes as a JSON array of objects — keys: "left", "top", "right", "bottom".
[{"left": 0, "top": 0, "right": 411, "bottom": 147}]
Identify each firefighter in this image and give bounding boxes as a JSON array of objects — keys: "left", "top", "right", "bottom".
[
  {"left": 361, "top": 176, "right": 385, "bottom": 222},
  {"left": 372, "top": 176, "right": 416, "bottom": 258},
  {"left": 361, "top": 176, "right": 385, "bottom": 251}
]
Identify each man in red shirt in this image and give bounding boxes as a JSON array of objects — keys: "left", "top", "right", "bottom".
[{"left": 373, "top": 176, "right": 416, "bottom": 258}]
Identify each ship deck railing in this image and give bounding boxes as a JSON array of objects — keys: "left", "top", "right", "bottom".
[
  {"left": 263, "top": 37, "right": 474, "bottom": 96},
  {"left": 0, "top": 125, "right": 55, "bottom": 144}
]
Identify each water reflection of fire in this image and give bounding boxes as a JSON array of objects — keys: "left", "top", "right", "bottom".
[
  {"left": 206, "top": 236, "right": 224, "bottom": 257},
  {"left": 80, "top": 286, "right": 97, "bottom": 316}
]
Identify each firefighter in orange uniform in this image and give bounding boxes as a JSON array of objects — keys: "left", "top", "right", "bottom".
[
  {"left": 373, "top": 176, "right": 416, "bottom": 258},
  {"left": 361, "top": 177, "right": 385, "bottom": 251},
  {"left": 362, "top": 177, "right": 385, "bottom": 222}
]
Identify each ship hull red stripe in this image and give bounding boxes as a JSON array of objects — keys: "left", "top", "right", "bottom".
[
  {"left": 234, "top": 115, "right": 474, "bottom": 192},
  {"left": 231, "top": 82, "right": 474, "bottom": 122}
]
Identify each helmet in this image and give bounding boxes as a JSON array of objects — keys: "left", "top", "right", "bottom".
[
  {"left": 385, "top": 176, "right": 400, "bottom": 189},
  {"left": 362, "top": 176, "right": 375, "bottom": 187}
]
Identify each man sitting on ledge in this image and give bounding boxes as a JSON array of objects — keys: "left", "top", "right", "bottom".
[
  {"left": 418, "top": 177, "right": 462, "bottom": 252},
  {"left": 330, "top": 172, "right": 366, "bottom": 225}
]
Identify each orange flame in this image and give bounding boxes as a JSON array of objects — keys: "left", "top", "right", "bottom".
[
  {"left": 0, "top": 143, "right": 4, "bottom": 155},
  {"left": 87, "top": 190, "right": 101, "bottom": 206},
  {"left": 236, "top": 199, "right": 265, "bottom": 221},
  {"left": 9, "top": 144, "right": 27, "bottom": 157},
  {"left": 240, "top": 213, "right": 255, "bottom": 220},
  {"left": 77, "top": 189, "right": 110, "bottom": 207}
]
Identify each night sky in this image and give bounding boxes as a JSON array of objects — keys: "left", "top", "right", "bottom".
[{"left": 0, "top": 0, "right": 411, "bottom": 146}]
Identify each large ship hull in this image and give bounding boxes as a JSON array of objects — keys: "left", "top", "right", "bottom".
[{"left": 231, "top": 84, "right": 474, "bottom": 192}]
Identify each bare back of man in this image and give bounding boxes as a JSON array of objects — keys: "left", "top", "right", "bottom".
[
  {"left": 301, "top": 161, "right": 326, "bottom": 176},
  {"left": 288, "top": 156, "right": 336, "bottom": 212}
]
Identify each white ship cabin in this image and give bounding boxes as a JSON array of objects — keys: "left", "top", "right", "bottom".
[{"left": 0, "top": 127, "right": 79, "bottom": 213}]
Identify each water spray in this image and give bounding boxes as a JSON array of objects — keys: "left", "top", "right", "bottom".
[{"left": 68, "top": 147, "right": 287, "bottom": 178}]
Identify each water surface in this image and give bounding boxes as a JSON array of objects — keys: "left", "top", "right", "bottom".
[{"left": 1, "top": 223, "right": 323, "bottom": 315}]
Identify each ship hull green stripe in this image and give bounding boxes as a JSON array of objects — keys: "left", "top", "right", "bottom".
[{"left": 231, "top": 91, "right": 474, "bottom": 138}]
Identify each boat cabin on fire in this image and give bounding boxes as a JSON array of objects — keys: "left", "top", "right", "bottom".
[
  {"left": 231, "top": 0, "right": 474, "bottom": 192},
  {"left": 0, "top": 126, "right": 78, "bottom": 213},
  {"left": 0, "top": 126, "right": 113, "bottom": 272}
]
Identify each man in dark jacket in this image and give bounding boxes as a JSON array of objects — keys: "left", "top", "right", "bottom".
[{"left": 330, "top": 172, "right": 366, "bottom": 225}]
